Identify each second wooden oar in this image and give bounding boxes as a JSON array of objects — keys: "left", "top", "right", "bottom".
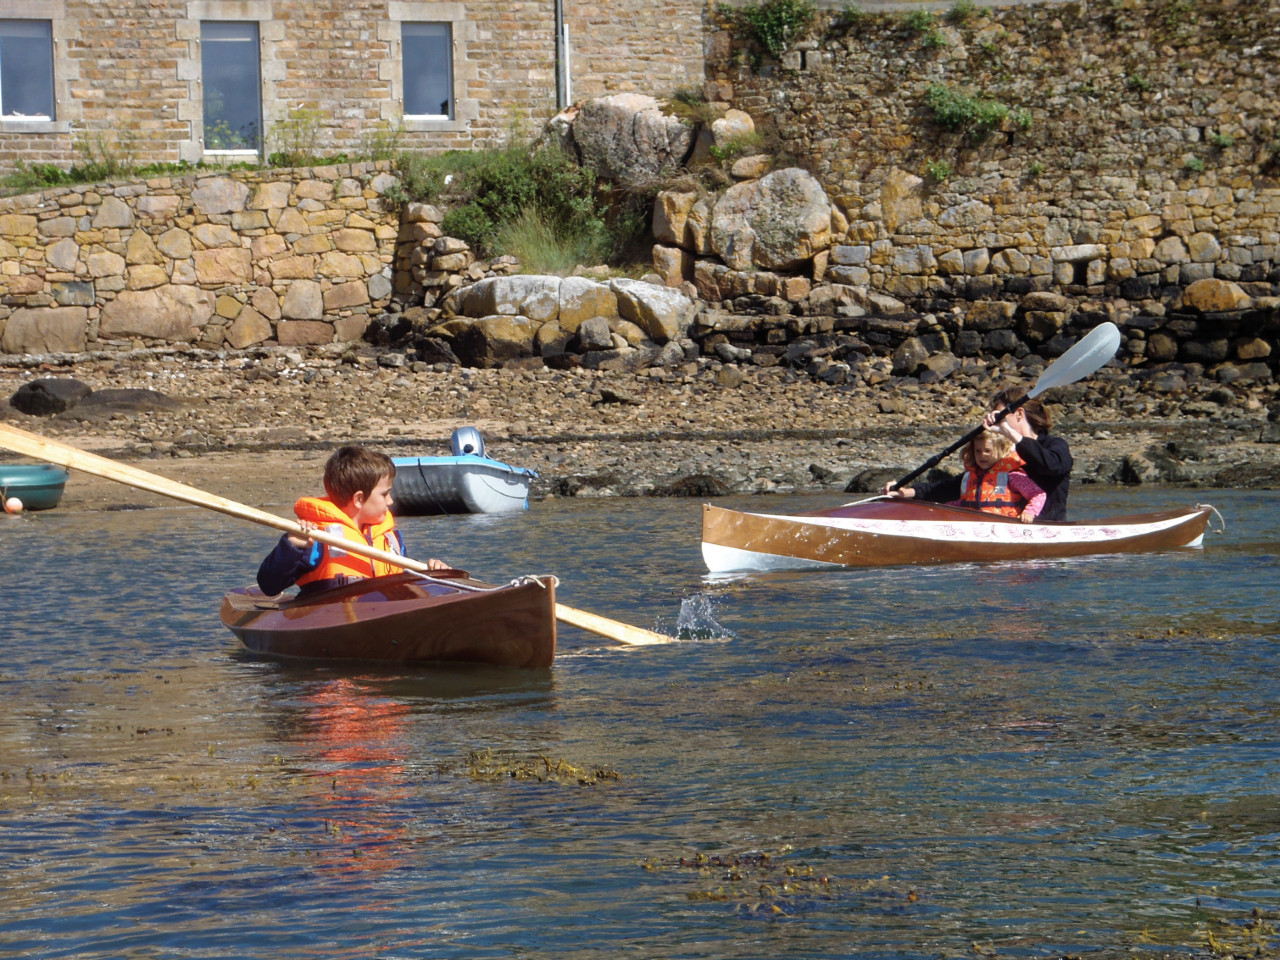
[{"left": 0, "top": 422, "right": 673, "bottom": 647}]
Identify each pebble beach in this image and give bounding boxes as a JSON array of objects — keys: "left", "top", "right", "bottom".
[{"left": 2, "top": 343, "right": 1279, "bottom": 515}]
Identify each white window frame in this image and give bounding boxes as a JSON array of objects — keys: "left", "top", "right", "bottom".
[
  {"left": 0, "top": 1, "right": 75, "bottom": 135},
  {"left": 0, "top": 18, "right": 55, "bottom": 121},
  {"left": 199, "top": 19, "right": 263, "bottom": 157},
  {"left": 382, "top": 3, "right": 476, "bottom": 133},
  {"left": 401, "top": 22, "right": 453, "bottom": 121},
  {"left": 178, "top": 1, "right": 280, "bottom": 163}
]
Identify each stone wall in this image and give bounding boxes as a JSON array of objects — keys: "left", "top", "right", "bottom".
[
  {"left": 0, "top": 163, "right": 402, "bottom": 355},
  {"left": 0, "top": 0, "right": 706, "bottom": 175},
  {"left": 701, "top": 0, "right": 1280, "bottom": 305}
]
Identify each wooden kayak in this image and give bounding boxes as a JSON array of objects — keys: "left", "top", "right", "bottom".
[
  {"left": 220, "top": 571, "right": 557, "bottom": 668},
  {"left": 701, "top": 499, "right": 1216, "bottom": 573}
]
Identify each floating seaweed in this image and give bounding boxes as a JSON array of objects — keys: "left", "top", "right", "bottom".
[{"left": 460, "top": 747, "right": 621, "bottom": 786}]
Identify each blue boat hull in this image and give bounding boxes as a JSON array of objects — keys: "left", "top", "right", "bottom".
[
  {"left": 0, "top": 463, "right": 69, "bottom": 511},
  {"left": 391, "top": 455, "right": 536, "bottom": 516}
]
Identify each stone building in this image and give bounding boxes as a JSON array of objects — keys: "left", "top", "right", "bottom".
[{"left": 0, "top": 0, "right": 706, "bottom": 175}]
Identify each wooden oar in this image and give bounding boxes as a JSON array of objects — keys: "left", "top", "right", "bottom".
[
  {"left": 0, "top": 422, "right": 673, "bottom": 647},
  {"left": 889, "top": 321, "right": 1122, "bottom": 491}
]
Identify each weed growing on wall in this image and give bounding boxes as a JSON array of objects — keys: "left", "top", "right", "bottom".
[
  {"left": 721, "top": 0, "right": 816, "bottom": 59},
  {"left": 925, "top": 159, "right": 953, "bottom": 181},
  {"left": 356, "top": 121, "right": 406, "bottom": 162},
  {"left": 268, "top": 106, "right": 326, "bottom": 167},
  {"left": 924, "top": 83, "right": 1018, "bottom": 141}
]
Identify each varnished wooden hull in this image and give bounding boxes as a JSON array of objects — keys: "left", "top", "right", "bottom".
[
  {"left": 702, "top": 499, "right": 1215, "bottom": 573},
  {"left": 220, "top": 572, "right": 557, "bottom": 668}
]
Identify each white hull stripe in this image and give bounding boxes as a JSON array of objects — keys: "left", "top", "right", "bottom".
[
  {"left": 702, "top": 542, "right": 843, "bottom": 573},
  {"left": 747, "top": 511, "right": 1202, "bottom": 546}
]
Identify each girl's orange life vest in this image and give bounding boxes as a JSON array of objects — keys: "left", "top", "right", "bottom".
[
  {"left": 957, "top": 453, "right": 1027, "bottom": 518},
  {"left": 292, "top": 496, "right": 402, "bottom": 586}
]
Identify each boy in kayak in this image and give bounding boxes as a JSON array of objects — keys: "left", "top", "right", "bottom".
[{"left": 257, "top": 444, "right": 448, "bottom": 596}]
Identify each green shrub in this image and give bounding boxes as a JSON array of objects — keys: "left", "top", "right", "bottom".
[
  {"left": 947, "top": 0, "right": 976, "bottom": 23},
  {"left": 1184, "top": 155, "right": 1206, "bottom": 173},
  {"left": 268, "top": 106, "right": 325, "bottom": 167},
  {"left": 922, "top": 27, "right": 948, "bottom": 48},
  {"left": 924, "top": 83, "right": 1011, "bottom": 139},
  {"left": 837, "top": 3, "right": 864, "bottom": 29},
  {"left": 925, "top": 159, "right": 953, "bottom": 181},
  {"left": 1026, "top": 160, "right": 1045, "bottom": 177},
  {"left": 904, "top": 9, "right": 935, "bottom": 32},
  {"left": 1126, "top": 72, "right": 1152, "bottom": 92},
  {"left": 723, "top": 0, "right": 816, "bottom": 58},
  {"left": 492, "top": 206, "right": 614, "bottom": 274},
  {"left": 666, "top": 87, "right": 723, "bottom": 127},
  {"left": 1210, "top": 132, "right": 1234, "bottom": 149},
  {"left": 355, "top": 121, "right": 405, "bottom": 162},
  {"left": 396, "top": 141, "right": 646, "bottom": 266}
]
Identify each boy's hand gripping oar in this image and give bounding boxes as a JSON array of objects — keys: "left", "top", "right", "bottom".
[
  {"left": 888, "top": 322, "right": 1122, "bottom": 492},
  {"left": 0, "top": 423, "right": 672, "bottom": 647}
]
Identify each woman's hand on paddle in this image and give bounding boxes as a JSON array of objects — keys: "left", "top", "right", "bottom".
[
  {"left": 985, "top": 406, "right": 1035, "bottom": 443},
  {"left": 426, "top": 557, "right": 450, "bottom": 570},
  {"left": 880, "top": 482, "right": 915, "bottom": 499}
]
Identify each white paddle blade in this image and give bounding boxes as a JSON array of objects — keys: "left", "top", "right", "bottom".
[{"left": 1028, "top": 322, "right": 1122, "bottom": 397}]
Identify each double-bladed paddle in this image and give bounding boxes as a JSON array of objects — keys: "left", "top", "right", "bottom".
[
  {"left": 889, "top": 321, "right": 1122, "bottom": 492},
  {"left": 0, "top": 422, "right": 672, "bottom": 647}
]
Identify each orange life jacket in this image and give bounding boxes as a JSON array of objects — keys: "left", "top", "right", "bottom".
[
  {"left": 293, "top": 496, "right": 402, "bottom": 586},
  {"left": 957, "top": 453, "right": 1027, "bottom": 518}
]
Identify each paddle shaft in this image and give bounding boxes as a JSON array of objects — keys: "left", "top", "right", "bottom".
[
  {"left": 0, "top": 422, "right": 671, "bottom": 647},
  {"left": 887, "top": 322, "right": 1122, "bottom": 492},
  {"left": 890, "top": 394, "right": 1024, "bottom": 491}
]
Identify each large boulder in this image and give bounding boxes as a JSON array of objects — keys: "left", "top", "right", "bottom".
[
  {"left": 462, "top": 275, "right": 562, "bottom": 322},
  {"left": 450, "top": 315, "right": 539, "bottom": 367},
  {"left": 609, "top": 278, "right": 696, "bottom": 343},
  {"left": 99, "top": 285, "right": 216, "bottom": 341},
  {"left": 10, "top": 378, "right": 92, "bottom": 416},
  {"left": 59, "top": 388, "right": 184, "bottom": 421},
  {"left": 558, "top": 276, "right": 617, "bottom": 331},
  {"left": 1179, "top": 277, "right": 1251, "bottom": 313},
  {"left": 569, "top": 94, "right": 694, "bottom": 187},
  {"left": 710, "top": 168, "right": 833, "bottom": 271},
  {"left": 2, "top": 306, "right": 89, "bottom": 354}
]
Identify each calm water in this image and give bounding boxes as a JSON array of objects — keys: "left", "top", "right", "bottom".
[{"left": 1, "top": 485, "right": 1277, "bottom": 959}]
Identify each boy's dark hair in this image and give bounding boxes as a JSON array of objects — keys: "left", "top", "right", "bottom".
[
  {"left": 323, "top": 445, "right": 396, "bottom": 504},
  {"left": 991, "top": 385, "right": 1052, "bottom": 434}
]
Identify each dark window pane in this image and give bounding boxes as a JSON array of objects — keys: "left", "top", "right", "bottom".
[
  {"left": 202, "top": 21, "right": 261, "bottom": 150},
  {"left": 403, "top": 22, "right": 452, "bottom": 118},
  {"left": 0, "top": 20, "right": 55, "bottom": 119}
]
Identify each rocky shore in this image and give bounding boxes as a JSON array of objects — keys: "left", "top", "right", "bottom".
[{"left": 3, "top": 342, "right": 1279, "bottom": 514}]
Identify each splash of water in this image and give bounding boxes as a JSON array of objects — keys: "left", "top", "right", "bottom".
[{"left": 671, "top": 593, "right": 734, "bottom": 641}]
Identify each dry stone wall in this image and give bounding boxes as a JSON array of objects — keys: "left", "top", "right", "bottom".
[
  {"left": 0, "top": 163, "right": 402, "bottom": 356},
  {"left": 702, "top": 1, "right": 1280, "bottom": 307}
]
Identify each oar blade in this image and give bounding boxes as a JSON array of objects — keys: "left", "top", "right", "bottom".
[
  {"left": 1028, "top": 321, "right": 1121, "bottom": 397},
  {"left": 555, "top": 603, "right": 673, "bottom": 646}
]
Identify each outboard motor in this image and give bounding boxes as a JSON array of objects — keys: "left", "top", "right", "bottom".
[{"left": 450, "top": 425, "right": 486, "bottom": 458}]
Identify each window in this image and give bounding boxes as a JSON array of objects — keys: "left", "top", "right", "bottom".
[
  {"left": 0, "top": 20, "right": 55, "bottom": 120},
  {"left": 403, "top": 22, "right": 452, "bottom": 119},
  {"left": 201, "top": 21, "right": 261, "bottom": 151}
]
